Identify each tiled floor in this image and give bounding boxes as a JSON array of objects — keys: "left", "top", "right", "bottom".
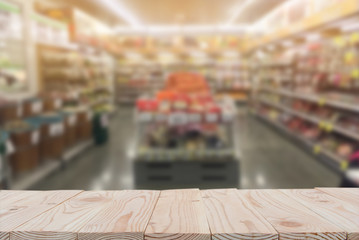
[{"left": 32, "top": 106, "right": 341, "bottom": 190}]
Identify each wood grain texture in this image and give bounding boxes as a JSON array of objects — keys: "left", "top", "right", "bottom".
[
  {"left": 281, "top": 189, "right": 359, "bottom": 240},
  {"left": 0, "top": 191, "right": 81, "bottom": 240},
  {"left": 78, "top": 190, "right": 160, "bottom": 240},
  {"left": 238, "top": 189, "right": 346, "bottom": 240},
  {"left": 317, "top": 188, "right": 359, "bottom": 207},
  {"left": 10, "top": 191, "right": 115, "bottom": 240},
  {"left": 201, "top": 189, "right": 278, "bottom": 240},
  {"left": 0, "top": 191, "right": 41, "bottom": 209},
  {"left": 145, "top": 189, "right": 211, "bottom": 240}
]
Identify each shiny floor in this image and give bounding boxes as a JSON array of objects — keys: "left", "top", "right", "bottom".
[{"left": 32, "top": 106, "right": 341, "bottom": 190}]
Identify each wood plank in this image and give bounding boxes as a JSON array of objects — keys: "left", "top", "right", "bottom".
[
  {"left": 0, "top": 191, "right": 42, "bottom": 208},
  {"left": 238, "top": 189, "right": 346, "bottom": 239},
  {"left": 282, "top": 189, "right": 359, "bottom": 240},
  {"left": 0, "top": 190, "right": 82, "bottom": 240},
  {"left": 317, "top": 188, "right": 359, "bottom": 206},
  {"left": 10, "top": 191, "right": 116, "bottom": 240},
  {"left": 145, "top": 189, "right": 211, "bottom": 240},
  {"left": 78, "top": 190, "right": 160, "bottom": 240},
  {"left": 201, "top": 189, "right": 278, "bottom": 240}
]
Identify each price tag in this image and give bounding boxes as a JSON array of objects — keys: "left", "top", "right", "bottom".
[
  {"left": 334, "top": 37, "right": 345, "bottom": 47},
  {"left": 188, "top": 113, "right": 202, "bottom": 123},
  {"left": 138, "top": 112, "right": 153, "bottom": 122},
  {"left": 350, "top": 32, "right": 359, "bottom": 44},
  {"left": 6, "top": 140, "right": 15, "bottom": 155},
  {"left": 101, "top": 114, "right": 109, "bottom": 128},
  {"left": 318, "top": 97, "right": 326, "bottom": 106},
  {"left": 269, "top": 111, "right": 278, "bottom": 120},
  {"left": 318, "top": 121, "right": 326, "bottom": 129},
  {"left": 68, "top": 115, "right": 77, "bottom": 126},
  {"left": 345, "top": 52, "right": 354, "bottom": 63},
  {"left": 168, "top": 112, "right": 188, "bottom": 126},
  {"left": 155, "top": 113, "right": 167, "bottom": 122},
  {"left": 54, "top": 99, "right": 63, "bottom": 109},
  {"left": 87, "top": 111, "right": 93, "bottom": 121},
  {"left": 313, "top": 145, "right": 321, "bottom": 155},
  {"left": 32, "top": 101, "right": 43, "bottom": 114},
  {"left": 31, "top": 130, "right": 40, "bottom": 145},
  {"left": 325, "top": 123, "right": 333, "bottom": 132},
  {"left": 205, "top": 113, "right": 219, "bottom": 123},
  {"left": 351, "top": 69, "right": 359, "bottom": 79},
  {"left": 50, "top": 123, "right": 64, "bottom": 137},
  {"left": 341, "top": 161, "right": 349, "bottom": 171}
]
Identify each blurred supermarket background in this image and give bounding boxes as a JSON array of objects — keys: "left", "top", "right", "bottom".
[{"left": 0, "top": 0, "right": 359, "bottom": 190}]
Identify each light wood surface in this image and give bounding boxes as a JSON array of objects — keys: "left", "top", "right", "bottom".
[
  {"left": 201, "top": 189, "right": 277, "bottom": 240},
  {"left": 1, "top": 188, "right": 358, "bottom": 239},
  {"left": 0, "top": 191, "right": 81, "bottom": 240},
  {"left": 78, "top": 190, "right": 160, "bottom": 240},
  {"left": 282, "top": 189, "right": 359, "bottom": 240},
  {"left": 11, "top": 191, "right": 115, "bottom": 240},
  {"left": 317, "top": 188, "right": 359, "bottom": 207},
  {"left": 0, "top": 191, "right": 42, "bottom": 208},
  {"left": 145, "top": 189, "right": 211, "bottom": 240},
  {"left": 238, "top": 189, "right": 346, "bottom": 239}
]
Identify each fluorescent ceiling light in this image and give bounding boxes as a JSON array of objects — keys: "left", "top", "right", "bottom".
[
  {"left": 92, "top": 0, "right": 141, "bottom": 27},
  {"left": 226, "top": 0, "right": 255, "bottom": 26},
  {"left": 114, "top": 25, "right": 256, "bottom": 34},
  {"left": 254, "top": 0, "right": 298, "bottom": 28}
]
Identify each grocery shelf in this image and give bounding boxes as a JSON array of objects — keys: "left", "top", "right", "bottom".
[
  {"left": 258, "top": 98, "right": 359, "bottom": 142},
  {"left": 260, "top": 87, "right": 359, "bottom": 113},
  {"left": 253, "top": 111, "right": 344, "bottom": 173},
  {"left": 245, "top": 0, "right": 359, "bottom": 51},
  {"left": 11, "top": 139, "right": 93, "bottom": 190}
]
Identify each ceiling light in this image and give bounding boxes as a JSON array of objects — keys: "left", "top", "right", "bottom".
[
  {"left": 91, "top": 0, "right": 141, "bottom": 27},
  {"left": 226, "top": 0, "right": 255, "bottom": 26},
  {"left": 114, "top": 25, "right": 251, "bottom": 35},
  {"left": 254, "top": 0, "right": 298, "bottom": 29}
]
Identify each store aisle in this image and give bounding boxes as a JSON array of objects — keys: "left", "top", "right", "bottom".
[
  {"left": 236, "top": 108, "right": 341, "bottom": 189},
  {"left": 32, "top": 106, "right": 341, "bottom": 190}
]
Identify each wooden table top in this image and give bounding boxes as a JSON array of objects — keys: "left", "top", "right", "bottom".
[{"left": 0, "top": 188, "right": 358, "bottom": 240}]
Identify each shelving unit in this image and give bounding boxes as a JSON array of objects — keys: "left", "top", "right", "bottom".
[
  {"left": 253, "top": 110, "right": 343, "bottom": 173},
  {"left": 11, "top": 139, "right": 93, "bottom": 190},
  {"left": 250, "top": 21, "right": 359, "bottom": 173},
  {"left": 115, "top": 64, "right": 165, "bottom": 105}
]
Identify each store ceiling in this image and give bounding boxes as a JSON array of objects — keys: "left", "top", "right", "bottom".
[
  {"left": 113, "top": 0, "right": 287, "bottom": 25},
  {"left": 49, "top": 0, "right": 287, "bottom": 27}
]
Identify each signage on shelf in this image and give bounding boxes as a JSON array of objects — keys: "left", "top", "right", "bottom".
[{"left": 0, "top": 0, "right": 27, "bottom": 93}]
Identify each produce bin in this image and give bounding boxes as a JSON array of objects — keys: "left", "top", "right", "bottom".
[
  {"left": 77, "top": 110, "right": 93, "bottom": 141},
  {"left": 3, "top": 121, "right": 41, "bottom": 174},
  {"left": 26, "top": 113, "right": 65, "bottom": 161}
]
